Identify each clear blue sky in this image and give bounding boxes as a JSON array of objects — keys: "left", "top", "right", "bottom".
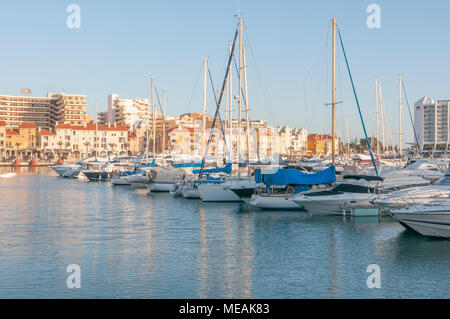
[{"left": 0, "top": 0, "right": 449, "bottom": 147}]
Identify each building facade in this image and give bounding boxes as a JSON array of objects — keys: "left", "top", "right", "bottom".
[
  {"left": 414, "top": 96, "right": 450, "bottom": 151},
  {"left": 0, "top": 92, "right": 88, "bottom": 130},
  {"left": 106, "top": 94, "right": 150, "bottom": 128},
  {"left": 38, "top": 123, "right": 128, "bottom": 159}
]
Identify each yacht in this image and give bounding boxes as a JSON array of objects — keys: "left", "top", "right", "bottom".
[
  {"left": 390, "top": 200, "right": 450, "bottom": 238},
  {"left": 291, "top": 176, "right": 383, "bottom": 215},
  {"left": 373, "top": 165, "right": 450, "bottom": 211}
]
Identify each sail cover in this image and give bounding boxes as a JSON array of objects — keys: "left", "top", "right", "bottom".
[
  {"left": 171, "top": 162, "right": 202, "bottom": 168},
  {"left": 193, "top": 162, "right": 233, "bottom": 175},
  {"left": 255, "top": 166, "right": 336, "bottom": 186}
]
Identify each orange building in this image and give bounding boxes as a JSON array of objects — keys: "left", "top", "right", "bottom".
[
  {"left": 307, "top": 134, "right": 325, "bottom": 155},
  {"left": 4, "top": 122, "right": 37, "bottom": 158}
]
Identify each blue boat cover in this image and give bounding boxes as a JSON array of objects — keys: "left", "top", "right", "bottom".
[
  {"left": 193, "top": 162, "right": 233, "bottom": 175},
  {"left": 171, "top": 162, "right": 202, "bottom": 168},
  {"left": 256, "top": 166, "right": 335, "bottom": 186}
]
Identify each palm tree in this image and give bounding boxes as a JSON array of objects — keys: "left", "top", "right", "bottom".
[{"left": 84, "top": 141, "right": 91, "bottom": 157}]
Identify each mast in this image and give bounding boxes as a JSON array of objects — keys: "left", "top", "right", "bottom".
[
  {"left": 243, "top": 44, "right": 251, "bottom": 176},
  {"left": 163, "top": 90, "right": 167, "bottom": 166},
  {"left": 380, "top": 82, "right": 385, "bottom": 153},
  {"left": 331, "top": 17, "right": 337, "bottom": 166},
  {"left": 202, "top": 57, "right": 207, "bottom": 157},
  {"left": 399, "top": 74, "right": 402, "bottom": 161},
  {"left": 238, "top": 17, "right": 243, "bottom": 175},
  {"left": 151, "top": 78, "right": 156, "bottom": 162},
  {"left": 95, "top": 99, "right": 98, "bottom": 157},
  {"left": 375, "top": 77, "right": 380, "bottom": 157},
  {"left": 228, "top": 43, "right": 233, "bottom": 163}
]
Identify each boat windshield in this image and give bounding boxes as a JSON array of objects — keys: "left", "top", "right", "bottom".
[{"left": 305, "top": 183, "right": 374, "bottom": 197}]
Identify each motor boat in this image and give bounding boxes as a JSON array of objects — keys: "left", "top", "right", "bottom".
[
  {"left": 83, "top": 162, "right": 116, "bottom": 182},
  {"left": 390, "top": 199, "right": 450, "bottom": 238},
  {"left": 291, "top": 177, "right": 382, "bottom": 215}
]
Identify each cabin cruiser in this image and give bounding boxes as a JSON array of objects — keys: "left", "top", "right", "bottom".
[
  {"left": 291, "top": 175, "right": 383, "bottom": 215},
  {"left": 373, "top": 165, "right": 450, "bottom": 211},
  {"left": 389, "top": 199, "right": 450, "bottom": 238},
  {"left": 83, "top": 162, "right": 117, "bottom": 182},
  {"left": 292, "top": 170, "right": 431, "bottom": 215}
]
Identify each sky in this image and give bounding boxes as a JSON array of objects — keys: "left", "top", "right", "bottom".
[{"left": 0, "top": 0, "right": 449, "bottom": 148}]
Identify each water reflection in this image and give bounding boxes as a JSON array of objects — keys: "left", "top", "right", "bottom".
[{"left": 0, "top": 169, "right": 449, "bottom": 298}]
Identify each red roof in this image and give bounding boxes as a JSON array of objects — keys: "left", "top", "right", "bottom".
[
  {"left": 56, "top": 124, "right": 73, "bottom": 129},
  {"left": 56, "top": 123, "right": 127, "bottom": 131},
  {"left": 6, "top": 129, "right": 19, "bottom": 135},
  {"left": 40, "top": 129, "right": 56, "bottom": 136},
  {"left": 19, "top": 122, "right": 36, "bottom": 129}
]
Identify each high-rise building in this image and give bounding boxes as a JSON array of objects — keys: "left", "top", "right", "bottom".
[
  {"left": 0, "top": 92, "right": 88, "bottom": 130},
  {"left": 107, "top": 94, "right": 150, "bottom": 127},
  {"left": 414, "top": 96, "right": 450, "bottom": 150}
]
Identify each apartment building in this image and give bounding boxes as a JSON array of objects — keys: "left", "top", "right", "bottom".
[
  {"left": 414, "top": 96, "right": 450, "bottom": 151},
  {"left": 38, "top": 123, "right": 128, "bottom": 159},
  {"left": 106, "top": 94, "right": 151, "bottom": 128},
  {"left": 0, "top": 92, "right": 88, "bottom": 130}
]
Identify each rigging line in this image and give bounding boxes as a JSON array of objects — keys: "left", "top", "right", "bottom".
[
  {"left": 198, "top": 23, "right": 239, "bottom": 178},
  {"left": 303, "top": 21, "right": 331, "bottom": 113},
  {"left": 242, "top": 21, "right": 277, "bottom": 128},
  {"left": 184, "top": 62, "right": 203, "bottom": 114},
  {"left": 232, "top": 55, "right": 261, "bottom": 162},
  {"left": 207, "top": 67, "right": 231, "bottom": 161},
  {"left": 337, "top": 26, "right": 378, "bottom": 176},
  {"left": 401, "top": 80, "right": 420, "bottom": 153},
  {"left": 154, "top": 86, "right": 174, "bottom": 158}
]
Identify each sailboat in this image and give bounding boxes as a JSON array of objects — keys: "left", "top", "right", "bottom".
[
  {"left": 230, "top": 166, "right": 336, "bottom": 210},
  {"left": 195, "top": 17, "right": 262, "bottom": 202}
]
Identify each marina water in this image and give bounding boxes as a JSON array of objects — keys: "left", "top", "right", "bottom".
[{"left": 0, "top": 167, "right": 449, "bottom": 298}]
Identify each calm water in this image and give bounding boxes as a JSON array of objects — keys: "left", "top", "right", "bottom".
[{"left": 0, "top": 167, "right": 449, "bottom": 298}]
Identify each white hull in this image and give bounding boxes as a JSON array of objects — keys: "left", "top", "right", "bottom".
[
  {"left": 111, "top": 177, "right": 131, "bottom": 185},
  {"left": 293, "top": 193, "right": 377, "bottom": 215},
  {"left": 197, "top": 183, "right": 241, "bottom": 202},
  {"left": 147, "top": 180, "right": 173, "bottom": 192},
  {"left": 182, "top": 187, "right": 200, "bottom": 199},
  {"left": 391, "top": 207, "right": 450, "bottom": 238},
  {"left": 170, "top": 184, "right": 183, "bottom": 197},
  {"left": 50, "top": 165, "right": 74, "bottom": 176},
  {"left": 373, "top": 185, "right": 450, "bottom": 211},
  {"left": 250, "top": 194, "right": 303, "bottom": 210}
]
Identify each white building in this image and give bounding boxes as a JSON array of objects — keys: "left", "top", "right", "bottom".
[
  {"left": 38, "top": 122, "right": 128, "bottom": 159},
  {"left": 414, "top": 96, "right": 450, "bottom": 151},
  {"left": 107, "top": 94, "right": 150, "bottom": 128},
  {"left": 277, "top": 125, "right": 307, "bottom": 156}
]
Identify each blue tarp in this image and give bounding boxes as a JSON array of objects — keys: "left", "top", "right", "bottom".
[
  {"left": 193, "top": 163, "right": 233, "bottom": 175},
  {"left": 171, "top": 162, "right": 202, "bottom": 168},
  {"left": 256, "top": 166, "right": 336, "bottom": 186}
]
